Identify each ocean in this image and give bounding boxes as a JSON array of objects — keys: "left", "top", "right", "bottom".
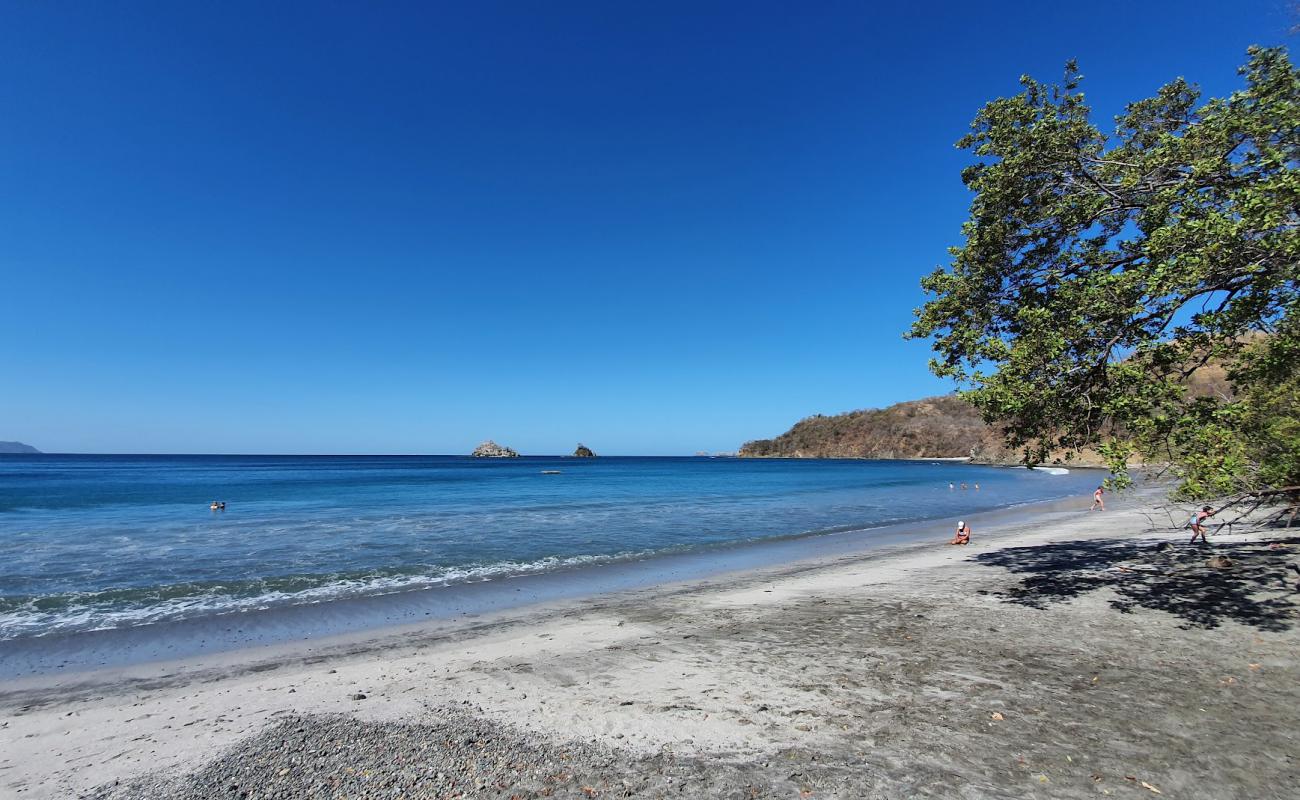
[{"left": 0, "top": 454, "right": 1099, "bottom": 644}]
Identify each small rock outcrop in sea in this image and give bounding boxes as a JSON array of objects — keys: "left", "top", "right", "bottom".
[
  {"left": 471, "top": 440, "right": 519, "bottom": 458},
  {"left": 0, "top": 441, "right": 40, "bottom": 454},
  {"left": 572, "top": 443, "right": 596, "bottom": 458}
]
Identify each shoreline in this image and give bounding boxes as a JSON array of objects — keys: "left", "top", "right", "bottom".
[
  {"left": 0, "top": 487, "right": 1098, "bottom": 682},
  {"left": 4, "top": 490, "right": 1298, "bottom": 799}
]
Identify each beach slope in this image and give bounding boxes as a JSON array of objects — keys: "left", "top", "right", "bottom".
[{"left": 4, "top": 499, "right": 1299, "bottom": 799}]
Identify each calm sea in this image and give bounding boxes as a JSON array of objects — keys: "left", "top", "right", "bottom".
[{"left": 0, "top": 455, "right": 1098, "bottom": 640}]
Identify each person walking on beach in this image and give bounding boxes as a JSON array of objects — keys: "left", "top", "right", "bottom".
[
  {"left": 1090, "top": 486, "right": 1105, "bottom": 512},
  {"left": 1189, "top": 506, "right": 1215, "bottom": 544},
  {"left": 950, "top": 520, "right": 971, "bottom": 545}
]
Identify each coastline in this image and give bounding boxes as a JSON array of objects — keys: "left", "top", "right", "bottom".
[
  {"left": 0, "top": 483, "right": 1100, "bottom": 682},
  {"left": 4, "top": 489, "right": 1298, "bottom": 798},
  {"left": 0, "top": 455, "right": 1102, "bottom": 650}
]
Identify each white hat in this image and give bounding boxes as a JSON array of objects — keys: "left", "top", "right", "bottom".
[{"left": 957, "top": 520, "right": 964, "bottom": 527}]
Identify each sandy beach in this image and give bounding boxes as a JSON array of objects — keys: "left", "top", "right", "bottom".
[{"left": 3, "top": 493, "right": 1299, "bottom": 799}]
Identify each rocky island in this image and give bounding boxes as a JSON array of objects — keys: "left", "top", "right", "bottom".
[
  {"left": 572, "top": 443, "right": 596, "bottom": 458},
  {"left": 0, "top": 441, "right": 40, "bottom": 454},
  {"left": 471, "top": 440, "right": 519, "bottom": 458}
]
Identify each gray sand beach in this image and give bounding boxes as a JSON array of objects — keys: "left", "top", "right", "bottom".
[{"left": 4, "top": 495, "right": 1299, "bottom": 799}]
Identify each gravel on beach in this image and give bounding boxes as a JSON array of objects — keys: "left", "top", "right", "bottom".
[{"left": 89, "top": 706, "right": 854, "bottom": 800}]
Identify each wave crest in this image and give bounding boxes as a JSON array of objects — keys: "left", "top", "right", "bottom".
[{"left": 0, "top": 551, "right": 650, "bottom": 640}]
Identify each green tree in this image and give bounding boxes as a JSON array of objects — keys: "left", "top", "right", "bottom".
[{"left": 908, "top": 47, "right": 1300, "bottom": 498}]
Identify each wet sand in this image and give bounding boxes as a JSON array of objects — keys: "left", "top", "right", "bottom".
[{"left": 3, "top": 493, "right": 1299, "bottom": 798}]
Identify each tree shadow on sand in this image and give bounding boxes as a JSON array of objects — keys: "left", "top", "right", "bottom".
[{"left": 972, "top": 537, "right": 1300, "bottom": 631}]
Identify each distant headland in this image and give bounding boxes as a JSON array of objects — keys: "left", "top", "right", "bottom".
[
  {"left": 740, "top": 360, "right": 1230, "bottom": 464},
  {"left": 738, "top": 395, "right": 1104, "bottom": 465},
  {"left": 0, "top": 441, "right": 40, "bottom": 454}
]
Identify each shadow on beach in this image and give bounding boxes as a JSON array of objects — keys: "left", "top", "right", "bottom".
[{"left": 972, "top": 536, "right": 1300, "bottom": 632}]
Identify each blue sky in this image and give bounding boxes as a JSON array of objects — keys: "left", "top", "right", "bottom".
[{"left": 1, "top": 1, "right": 1293, "bottom": 454}]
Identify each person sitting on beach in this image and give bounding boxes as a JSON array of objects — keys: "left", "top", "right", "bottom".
[
  {"left": 950, "top": 520, "right": 971, "bottom": 545},
  {"left": 1090, "top": 486, "right": 1105, "bottom": 512},
  {"left": 1188, "top": 506, "right": 1214, "bottom": 544}
]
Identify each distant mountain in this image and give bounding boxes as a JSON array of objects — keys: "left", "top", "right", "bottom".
[
  {"left": 0, "top": 441, "right": 40, "bottom": 454},
  {"left": 738, "top": 394, "right": 1119, "bottom": 466},
  {"left": 739, "top": 395, "right": 1008, "bottom": 461},
  {"left": 739, "top": 359, "right": 1233, "bottom": 464}
]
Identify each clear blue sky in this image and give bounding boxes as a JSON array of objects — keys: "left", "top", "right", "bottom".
[{"left": 1, "top": 1, "right": 1293, "bottom": 454}]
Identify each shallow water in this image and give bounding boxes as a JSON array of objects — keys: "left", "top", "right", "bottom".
[{"left": 0, "top": 454, "right": 1099, "bottom": 640}]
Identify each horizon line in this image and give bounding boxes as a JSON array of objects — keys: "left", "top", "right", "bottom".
[{"left": 0, "top": 452, "right": 743, "bottom": 458}]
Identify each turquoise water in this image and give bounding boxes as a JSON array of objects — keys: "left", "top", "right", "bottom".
[{"left": 0, "top": 455, "right": 1098, "bottom": 640}]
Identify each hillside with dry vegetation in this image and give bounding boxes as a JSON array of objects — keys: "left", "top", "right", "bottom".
[
  {"left": 740, "top": 395, "right": 998, "bottom": 460},
  {"left": 741, "top": 361, "right": 1234, "bottom": 464},
  {"left": 738, "top": 394, "right": 1112, "bottom": 464}
]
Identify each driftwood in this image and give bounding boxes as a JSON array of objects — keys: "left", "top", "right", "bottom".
[
  {"left": 1209, "top": 486, "right": 1300, "bottom": 530},
  {"left": 1144, "top": 486, "right": 1300, "bottom": 534}
]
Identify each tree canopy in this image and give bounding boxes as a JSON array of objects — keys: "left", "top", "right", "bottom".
[{"left": 908, "top": 47, "right": 1300, "bottom": 498}]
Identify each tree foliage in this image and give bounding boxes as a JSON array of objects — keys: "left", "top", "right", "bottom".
[{"left": 908, "top": 47, "right": 1300, "bottom": 498}]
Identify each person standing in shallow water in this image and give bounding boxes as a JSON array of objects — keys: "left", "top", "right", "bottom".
[{"left": 1090, "top": 486, "right": 1105, "bottom": 512}]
